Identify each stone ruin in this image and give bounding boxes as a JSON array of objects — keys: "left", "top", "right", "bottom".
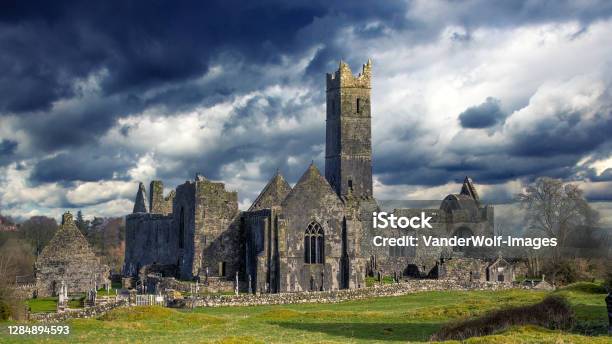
[
  {"left": 35, "top": 212, "right": 110, "bottom": 297},
  {"left": 123, "top": 60, "right": 508, "bottom": 294}
]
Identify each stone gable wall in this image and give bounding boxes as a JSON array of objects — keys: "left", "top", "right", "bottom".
[{"left": 36, "top": 214, "right": 109, "bottom": 297}]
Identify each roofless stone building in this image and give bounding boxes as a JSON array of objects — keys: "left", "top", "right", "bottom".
[{"left": 35, "top": 212, "right": 109, "bottom": 297}]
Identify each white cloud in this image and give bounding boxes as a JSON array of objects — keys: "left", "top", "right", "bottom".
[
  {"left": 66, "top": 180, "right": 135, "bottom": 206},
  {"left": 0, "top": 163, "right": 64, "bottom": 209}
]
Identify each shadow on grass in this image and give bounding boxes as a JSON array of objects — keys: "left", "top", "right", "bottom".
[
  {"left": 270, "top": 322, "right": 442, "bottom": 342},
  {"left": 571, "top": 304, "right": 609, "bottom": 336}
]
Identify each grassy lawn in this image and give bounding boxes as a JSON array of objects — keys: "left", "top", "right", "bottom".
[
  {"left": 97, "top": 288, "right": 119, "bottom": 297},
  {"left": 3, "top": 285, "right": 610, "bottom": 343},
  {"left": 26, "top": 297, "right": 57, "bottom": 313},
  {"left": 365, "top": 275, "right": 396, "bottom": 287},
  {"left": 26, "top": 296, "right": 86, "bottom": 313}
]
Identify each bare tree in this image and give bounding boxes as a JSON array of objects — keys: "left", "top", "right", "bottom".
[
  {"left": 517, "top": 177, "right": 596, "bottom": 260},
  {"left": 19, "top": 216, "right": 58, "bottom": 256},
  {"left": 0, "top": 238, "right": 34, "bottom": 320},
  {"left": 517, "top": 177, "right": 602, "bottom": 285}
]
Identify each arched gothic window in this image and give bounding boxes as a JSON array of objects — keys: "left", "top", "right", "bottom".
[{"left": 304, "top": 222, "right": 324, "bottom": 264}]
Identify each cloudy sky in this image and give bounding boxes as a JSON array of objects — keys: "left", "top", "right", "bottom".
[{"left": 1, "top": 0, "right": 612, "bottom": 220}]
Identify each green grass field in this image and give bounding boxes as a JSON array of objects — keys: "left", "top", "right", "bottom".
[{"left": 2, "top": 285, "right": 611, "bottom": 343}]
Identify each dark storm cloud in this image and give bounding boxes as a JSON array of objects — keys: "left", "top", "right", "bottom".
[
  {"left": 30, "top": 148, "right": 135, "bottom": 184},
  {"left": 0, "top": 139, "right": 17, "bottom": 156},
  {"left": 0, "top": 139, "right": 18, "bottom": 166},
  {"left": 0, "top": 0, "right": 411, "bottom": 161},
  {"left": 22, "top": 93, "right": 144, "bottom": 151},
  {"left": 458, "top": 97, "right": 505, "bottom": 129},
  {"left": 0, "top": 1, "right": 410, "bottom": 115},
  {"left": 376, "top": 87, "right": 612, "bottom": 190},
  {"left": 0, "top": 1, "right": 323, "bottom": 113},
  {"left": 509, "top": 109, "right": 612, "bottom": 157}
]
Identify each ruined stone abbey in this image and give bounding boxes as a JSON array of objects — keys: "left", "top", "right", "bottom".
[{"left": 124, "top": 60, "right": 501, "bottom": 293}]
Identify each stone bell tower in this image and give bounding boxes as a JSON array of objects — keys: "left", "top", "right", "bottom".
[{"left": 325, "top": 59, "right": 373, "bottom": 198}]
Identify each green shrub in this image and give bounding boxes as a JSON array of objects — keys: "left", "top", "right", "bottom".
[
  {"left": 560, "top": 281, "right": 607, "bottom": 294},
  {"left": 542, "top": 260, "right": 579, "bottom": 286},
  {"left": 0, "top": 300, "right": 10, "bottom": 321},
  {"left": 431, "top": 295, "right": 575, "bottom": 341}
]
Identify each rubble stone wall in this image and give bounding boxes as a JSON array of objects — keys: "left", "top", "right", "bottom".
[
  {"left": 191, "top": 279, "right": 523, "bottom": 308},
  {"left": 28, "top": 300, "right": 128, "bottom": 322}
]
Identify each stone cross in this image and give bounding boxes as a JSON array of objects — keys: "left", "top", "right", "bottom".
[
  {"left": 235, "top": 271, "right": 239, "bottom": 295},
  {"left": 62, "top": 281, "right": 68, "bottom": 299},
  {"left": 87, "top": 288, "right": 97, "bottom": 307},
  {"left": 320, "top": 271, "right": 325, "bottom": 291},
  {"left": 57, "top": 281, "right": 68, "bottom": 311}
]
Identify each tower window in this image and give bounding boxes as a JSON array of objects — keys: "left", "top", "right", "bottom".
[
  {"left": 356, "top": 98, "right": 361, "bottom": 113},
  {"left": 348, "top": 179, "right": 353, "bottom": 192},
  {"left": 304, "top": 222, "right": 324, "bottom": 264}
]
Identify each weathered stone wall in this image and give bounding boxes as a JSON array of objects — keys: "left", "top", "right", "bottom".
[
  {"left": 124, "top": 213, "right": 175, "bottom": 276},
  {"left": 242, "top": 208, "right": 272, "bottom": 293},
  {"left": 36, "top": 213, "right": 109, "bottom": 297},
  {"left": 242, "top": 165, "right": 367, "bottom": 294},
  {"left": 125, "top": 176, "right": 240, "bottom": 282},
  {"left": 325, "top": 60, "right": 372, "bottom": 198},
  {"left": 487, "top": 257, "right": 514, "bottom": 282},
  {"left": 28, "top": 300, "right": 128, "bottom": 322},
  {"left": 28, "top": 280, "right": 530, "bottom": 321},
  {"left": 248, "top": 173, "right": 291, "bottom": 212},
  {"left": 13, "top": 284, "right": 37, "bottom": 299},
  {"left": 278, "top": 164, "right": 365, "bottom": 292},
  {"left": 193, "top": 178, "right": 240, "bottom": 280},
  {"left": 151, "top": 276, "right": 235, "bottom": 294},
  {"left": 439, "top": 258, "right": 487, "bottom": 282},
  {"left": 149, "top": 181, "right": 174, "bottom": 215},
  {"left": 190, "top": 279, "right": 522, "bottom": 308},
  {"left": 172, "top": 180, "right": 196, "bottom": 278}
]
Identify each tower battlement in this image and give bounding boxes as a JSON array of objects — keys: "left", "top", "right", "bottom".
[{"left": 326, "top": 60, "right": 372, "bottom": 91}]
